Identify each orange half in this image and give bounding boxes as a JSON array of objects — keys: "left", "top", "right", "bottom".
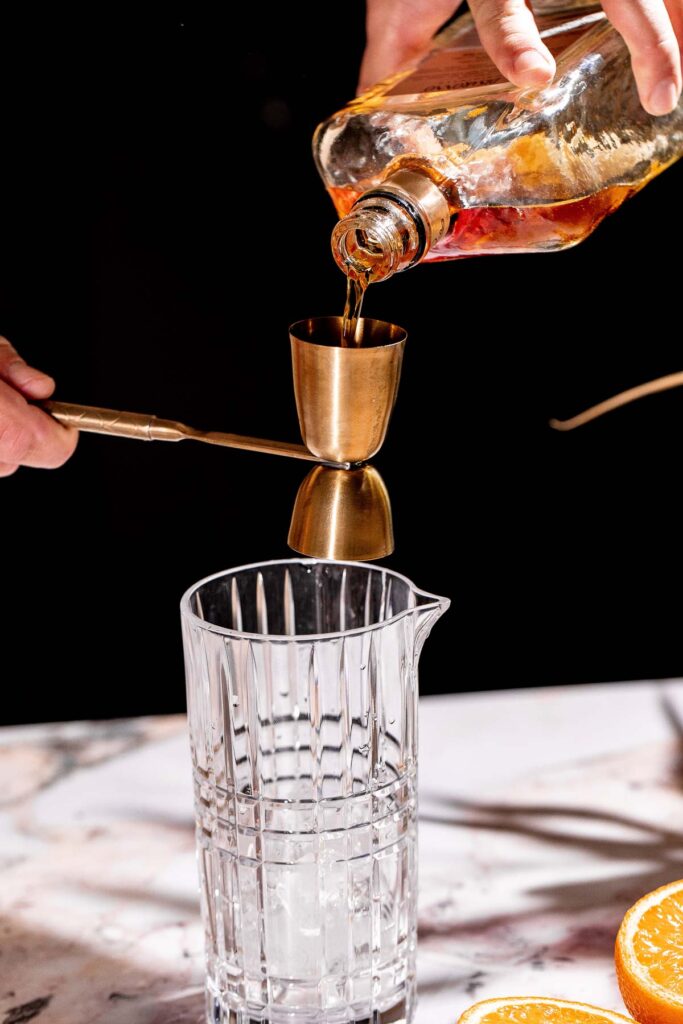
[
  {"left": 615, "top": 878, "right": 683, "bottom": 1024},
  {"left": 458, "top": 997, "right": 635, "bottom": 1024}
]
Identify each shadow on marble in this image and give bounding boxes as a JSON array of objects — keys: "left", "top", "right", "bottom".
[
  {"left": 96, "top": 807, "right": 195, "bottom": 832},
  {"left": 419, "top": 900, "right": 622, "bottom": 955},
  {"left": 420, "top": 690, "right": 683, "bottom": 861},
  {"left": 0, "top": 718, "right": 186, "bottom": 809},
  {"left": 0, "top": 911, "right": 461, "bottom": 1024},
  {"left": 418, "top": 787, "right": 683, "bottom": 959},
  {"left": 77, "top": 881, "right": 199, "bottom": 917},
  {"left": 421, "top": 786, "right": 683, "bottom": 835},
  {"left": 661, "top": 690, "right": 683, "bottom": 785},
  {"left": 421, "top": 795, "right": 683, "bottom": 848},
  {"left": 0, "top": 915, "right": 204, "bottom": 1024},
  {"left": 420, "top": 788, "right": 683, "bottom": 843}
]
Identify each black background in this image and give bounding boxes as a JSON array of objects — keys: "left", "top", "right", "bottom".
[{"left": 1, "top": 7, "right": 681, "bottom": 725}]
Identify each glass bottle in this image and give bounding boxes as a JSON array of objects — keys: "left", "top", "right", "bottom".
[{"left": 316, "top": 0, "right": 683, "bottom": 284}]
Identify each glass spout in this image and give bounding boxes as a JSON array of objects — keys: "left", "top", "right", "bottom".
[{"left": 411, "top": 586, "right": 450, "bottom": 658}]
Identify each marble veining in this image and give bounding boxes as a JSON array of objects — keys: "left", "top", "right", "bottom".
[{"left": 0, "top": 681, "right": 681, "bottom": 1023}]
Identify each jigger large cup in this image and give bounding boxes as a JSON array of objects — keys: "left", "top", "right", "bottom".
[
  {"left": 290, "top": 317, "right": 406, "bottom": 465},
  {"left": 42, "top": 316, "right": 407, "bottom": 472}
]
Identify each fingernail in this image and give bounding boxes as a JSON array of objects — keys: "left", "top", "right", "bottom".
[
  {"left": 513, "top": 49, "right": 555, "bottom": 84},
  {"left": 648, "top": 78, "right": 680, "bottom": 116}
]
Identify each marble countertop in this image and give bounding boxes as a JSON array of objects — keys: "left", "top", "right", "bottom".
[{"left": 1, "top": 681, "right": 682, "bottom": 1024}]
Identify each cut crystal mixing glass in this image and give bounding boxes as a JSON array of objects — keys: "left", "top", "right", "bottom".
[{"left": 181, "top": 558, "right": 448, "bottom": 1024}]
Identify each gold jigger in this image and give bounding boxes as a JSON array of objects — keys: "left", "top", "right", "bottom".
[
  {"left": 288, "top": 463, "right": 394, "bottom": 561},
  {"left": 43, "top": 316, "right": 407, "bottom": 470},
  {"left": 290, "top": 317, "right": 406, "bottom": 465}
]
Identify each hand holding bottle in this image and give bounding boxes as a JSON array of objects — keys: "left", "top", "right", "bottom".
[
  {"left": 361, "top": 0, "right": 683, "bottom": 116},
  {"left": 0, "top": 338, "right": 78, "bottom": 477}
]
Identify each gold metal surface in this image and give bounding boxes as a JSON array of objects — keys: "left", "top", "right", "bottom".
[
  {"left": 370, "top": 168, "right": 451, "bottom": 248},
  {"left": 43, "top": 401, "right": 343, "bottom": 465},
  {"left": 288, "top": 463, "right": 394, "bottom": 561},
  {"left": 290, "top": 316, "right": 406, "bottom": 465}
]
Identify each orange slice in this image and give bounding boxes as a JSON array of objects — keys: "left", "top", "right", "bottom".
[
  {"left": 615, "top": 878, "right": 683, "bottom": 1024},
  {"left": 458, "top": 997, "right": 635, "bottom": 1024}
]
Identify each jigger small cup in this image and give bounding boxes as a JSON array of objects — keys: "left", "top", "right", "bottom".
[
  {"left": 290, "top": 316, "right": 406, "bottom": 466},
  {"left": 288, "top": 463, "right": 394, "bottom": 561}
]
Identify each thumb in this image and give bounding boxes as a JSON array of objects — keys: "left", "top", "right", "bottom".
[{"left": 0, "top": 336, "right": 56, "bottom": 400}]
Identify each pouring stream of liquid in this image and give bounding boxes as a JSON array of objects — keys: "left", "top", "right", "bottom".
[{"left": 341, "top": 274, "right": 369, "bottom": 346}]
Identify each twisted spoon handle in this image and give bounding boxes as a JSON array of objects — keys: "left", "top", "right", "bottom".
[
  {"left": 43, "top": 401, "right": 184, "bottom": 440},
  {"left": 43, "top": 400, "right": 334, "bottom": 465}
]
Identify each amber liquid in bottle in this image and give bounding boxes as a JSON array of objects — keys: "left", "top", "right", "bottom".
[
  {"left": 338, "top": 182, "right": 640, "bottom": 343},
  {"left": 331, "top": 182, "right": 640, "bottom": 263}
]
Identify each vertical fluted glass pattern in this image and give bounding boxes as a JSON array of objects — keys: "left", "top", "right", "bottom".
[{"left": 181, "top": 559, "right": 447, "bottom": 1024}]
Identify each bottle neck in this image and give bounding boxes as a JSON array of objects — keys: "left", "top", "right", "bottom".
[{"left": 331, "top": 169, "right": 451, "bottom": 284}]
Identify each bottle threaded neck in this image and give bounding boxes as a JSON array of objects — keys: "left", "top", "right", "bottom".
[
  {"left": 331, "top": 199, "right": 421, "bottom": 283},
  {"left": 331, "top": 168, "right": 451, "bottom": 284}
]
